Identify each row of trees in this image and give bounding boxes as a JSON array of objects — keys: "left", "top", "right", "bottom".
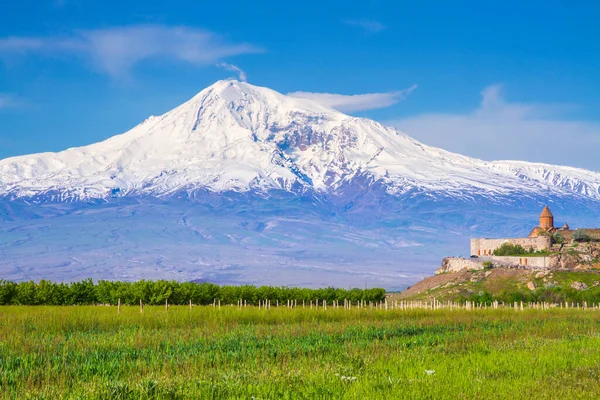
[{"left": 0, "top": 279, "right": 387, "bottom": 306}]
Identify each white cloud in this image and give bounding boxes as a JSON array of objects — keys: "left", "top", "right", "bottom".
[
  {"left": 216, "top": 62, "right": 247, "bottom": 82},
  {"left": 0, "top": 25, "right": 262, "bottom": 78},
  {"left": 288, "top": 85, "right": 417, "bottom": 113},
  {"left": 345, "top": 19, "right": 386, "bottom": 33},
  {"left": 388, "top": 85, "right": 600, "bottom": 171}
]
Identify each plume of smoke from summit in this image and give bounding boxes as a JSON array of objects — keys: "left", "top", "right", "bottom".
[{"left": 217, "top": 62, "right": 247, "bottom": 82}]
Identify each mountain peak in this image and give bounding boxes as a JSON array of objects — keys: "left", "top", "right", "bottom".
[
  {"left": 191, "top": 79, "right": 343, "bottom": 119},
  {"left": 203, "top": 79, "right": 258, "bottom": 98}
]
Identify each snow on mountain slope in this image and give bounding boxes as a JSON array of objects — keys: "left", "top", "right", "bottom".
[{"left": 1, "top": 79, "right": 600, "bottom": 201}]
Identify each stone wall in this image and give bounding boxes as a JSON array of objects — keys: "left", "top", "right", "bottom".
[
  {"left": 470, "top": 237, "right": 551, "bottom": 256},
  {"left": 437, "top": 255, "right": 553, "bottom": 274},
  {"left": 436, "top": 257, "right": 485, "bottom": 274},
  {"left": 481, "top": 255, "right": 552, "bottom": 269}
]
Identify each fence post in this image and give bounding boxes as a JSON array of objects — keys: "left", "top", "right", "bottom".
[
  {"left": 190, "top": 299, "right": 192, "bottom": 310},
  {"left": 118, "top": 298, "right": 121, "bottom": 314},
  {"left": 166, "top": 298, "right": 168, "bottom": 311},
  {"left": 140, "top": 299, "right": 143, "bottom": 313}
]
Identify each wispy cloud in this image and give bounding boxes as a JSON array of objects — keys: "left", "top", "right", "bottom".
[
  {"left": 216, "top": 62, "right": 247, "bottom": 82},
  {"left": 0, "top": 25, "right": 262, "bottom": 78},
  {"left": 388, "top": 84, "right": 600, "bottom": 170},
  {"left": 345, "top": 19, "right": 386, "bottom": 33},
  {"left": 288, "top": 85, "right": 417, "bottom": 113}
]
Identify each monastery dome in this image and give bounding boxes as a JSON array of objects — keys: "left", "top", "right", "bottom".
[{"left": 540, "top": 206, "right": 553, "bottom": 218}]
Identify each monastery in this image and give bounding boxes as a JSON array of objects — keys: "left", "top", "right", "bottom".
[
  {"left": 470, "top": 206, "right": 600, "bottom": 258},
  {"left": 438, "top": 206, "right": 600, "bottom": 274}
]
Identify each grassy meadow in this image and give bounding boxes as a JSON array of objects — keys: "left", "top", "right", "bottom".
[{"left": 2, "top": 305, "right": 600, "bottom": 399}]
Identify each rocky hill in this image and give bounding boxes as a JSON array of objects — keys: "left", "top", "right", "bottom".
[{"left": 393, "top": 267, "right": 600, "bottom": 304}]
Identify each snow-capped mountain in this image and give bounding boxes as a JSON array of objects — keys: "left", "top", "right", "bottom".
[
  {"left": 1, "top": 79, "right": 600, "bottom": 201},
  {"left": 2, "top": 80, "right": 600, "bottom": 288}
]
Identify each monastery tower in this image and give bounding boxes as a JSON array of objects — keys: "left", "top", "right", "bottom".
[{"left": 539, "top": 206, "right": 554, "bottom": 230}]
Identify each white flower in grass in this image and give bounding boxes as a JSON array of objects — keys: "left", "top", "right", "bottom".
[{"left": 425, "top": 370, "right": 435, "bottom": 375}]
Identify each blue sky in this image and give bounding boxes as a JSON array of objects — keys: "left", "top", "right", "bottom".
[{"left": 1, "top": 0, "right": 600, "bottom": 169}]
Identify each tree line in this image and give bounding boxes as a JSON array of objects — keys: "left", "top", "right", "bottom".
[{"left": 0, "top": 279, "right": 387, "bottom": 306}]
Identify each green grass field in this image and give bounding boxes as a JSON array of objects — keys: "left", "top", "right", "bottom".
[{"left": 2, "top": 306, "right": 600, "bottom": 399}]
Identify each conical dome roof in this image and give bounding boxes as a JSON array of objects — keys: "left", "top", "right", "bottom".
[{"left": 540, "top": 206, "right": 553, "bottom": 218}]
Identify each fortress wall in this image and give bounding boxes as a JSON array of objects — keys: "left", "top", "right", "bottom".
[
  {"left": 437, "top": 255, "right": 552, "bottom": 274},
  {"left": 436, "top": 257, "right": 485, "bottom": 274},
  {"left": 484, "top": 255, "right": 551, "bottom": 269},
  {"left": 470, "top": 237, "right": 551, "bottom": 256}
]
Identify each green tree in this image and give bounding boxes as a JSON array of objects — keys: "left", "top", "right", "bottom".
[
  {"left": 13, "top": 281, "right": 38, "bottom": 305},
  {"left": 35, "top": 280, "right": 65, "bottom": 305},
  {"left": 573, "top": 229, "right": 591, "bottom": 243},
  {"left": 552, "top": 233, "right": 564, "bottom": 244},
  {"left": 493, "top": 243, "right": 528, "bottom": 256},
  {"left": 0, "top": 280, "right": 17, "bottom": 305},
  {"left": 68, "top": 279, "right": 97, "bottom": 305}
]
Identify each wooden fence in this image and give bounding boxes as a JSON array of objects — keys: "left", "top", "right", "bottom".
[{"left": 117, "top": 298, "right": 600, "bottom": 313}]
